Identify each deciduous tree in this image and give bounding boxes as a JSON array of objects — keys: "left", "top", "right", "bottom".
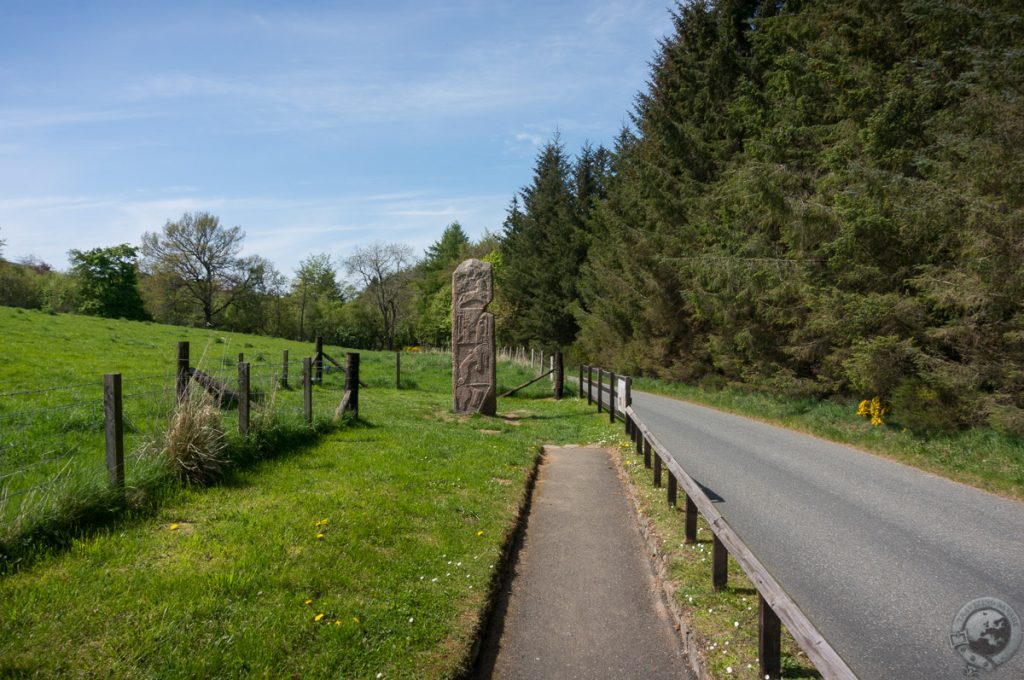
[
  {"left": 141, "top": 212, "right": 263, "bottom": 327},
  {"left": 68, "top": 244, "right": 148, "bottom": 320},
  {"left": 344, "top": 242, "right": 415, "bottom": 350}
]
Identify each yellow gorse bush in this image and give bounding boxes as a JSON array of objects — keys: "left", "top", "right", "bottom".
[{"left": 857, "top": 397, "right": 887, "bottom": 426}]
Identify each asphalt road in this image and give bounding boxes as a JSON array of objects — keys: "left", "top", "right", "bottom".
[{"left": 589, "top": 381, "right": 1024, "bottom": 679}]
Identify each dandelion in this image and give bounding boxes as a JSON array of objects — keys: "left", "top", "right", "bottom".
[
  {"left": 169, "top": 523, "right": 179, "bottom": 531},
  {"left": 316, "top": 533, "right": 325, "bottom": 540},
  {"left": 334, "top": 620, "right": 342, "bottom": 626},
  {"left": 314, "top": 613, "right": 325, "bottom": 622},
  {"left": 476, "top": 530, "right": 484, "bottom": 537},
  {"left": 304, "top": 599, "right": 313, "bottom": 606}
]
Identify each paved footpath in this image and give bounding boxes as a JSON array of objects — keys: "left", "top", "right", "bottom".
[{"left": 479, "top": 446, "right": 691, "bottom": 680}]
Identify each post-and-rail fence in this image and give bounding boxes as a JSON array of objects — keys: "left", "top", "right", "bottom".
[
  {"left": 1, "top": 338, "right": 359, "bottom": 531},
  {"left": 579, "top": 364, "right": 857, "bottom": 680}
]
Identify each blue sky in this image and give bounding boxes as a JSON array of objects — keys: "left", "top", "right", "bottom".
[{"left": 0, "top": 1, "right": 671, "bottom": 277}]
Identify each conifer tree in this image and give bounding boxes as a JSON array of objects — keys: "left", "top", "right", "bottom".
[{"left": 500, "top": 137, "right": 582, "bottom": 349}]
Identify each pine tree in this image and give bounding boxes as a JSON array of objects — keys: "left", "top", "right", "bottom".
[{"left": 500, "top": 137, "right": 583, "bottom": 349}]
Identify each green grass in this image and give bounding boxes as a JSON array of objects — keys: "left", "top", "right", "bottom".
[
  {"left": 0, "top": 306, "right": 563, "bottom": 553},
  {"left": 0, "top": 307, "right": 609, "bottom": 678},
  {"left": 626, "top": 376, "right": 1024, "bottom": 500}
]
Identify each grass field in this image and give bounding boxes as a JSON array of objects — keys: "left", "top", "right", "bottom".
[
  {"left": 0, "top": 307, "right": 562, "bottom": 543},
  {"left": 0, "top": 307, "right": 609, "bottom": 678}
]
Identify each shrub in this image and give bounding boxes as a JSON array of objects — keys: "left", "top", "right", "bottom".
[
  {"left": 890, "top": 378, "right": 963, "bottom": 433},
  {"left": 987, "top": 405, "right": 1024, "bottom": 438},
  {"left": 843, "top": 335, "right": 920, "bottom": 397}
]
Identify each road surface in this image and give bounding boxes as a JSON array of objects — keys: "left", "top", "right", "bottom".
[{"left": 586, "top": 379, "right": 1024, "bottom": 679}]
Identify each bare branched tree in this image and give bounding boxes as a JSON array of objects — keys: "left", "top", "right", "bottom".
[{"left": 344, "top": 242, "right": 415, "bottom": 350}]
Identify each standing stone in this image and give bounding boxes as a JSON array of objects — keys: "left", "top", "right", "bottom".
[{"left": 452, "top": 258, "right": 496, "bottom": 415}]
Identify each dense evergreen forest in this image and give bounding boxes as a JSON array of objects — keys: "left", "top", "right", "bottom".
[
  {"left": 2, "top": 0, "right": 1022, "bottom": 433},
  {"left": 560, "top": 0, "right": 1023, "bottom": 435}
]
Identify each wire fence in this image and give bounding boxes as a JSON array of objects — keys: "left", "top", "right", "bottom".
[
  {"left": 1, "top": 339, "right": 558, "bottom": 535},
  {"left": 0, "top": 344, "right": 356, "bottom": 530}
]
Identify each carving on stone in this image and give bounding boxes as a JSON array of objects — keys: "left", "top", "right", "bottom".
[{"left": 452, "top": 259, "right": 496, "bottom": 415}]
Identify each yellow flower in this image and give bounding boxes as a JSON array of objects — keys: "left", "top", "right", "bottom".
[
  {"left": 856, "top": 400, "right": 870, "bottom": 418},
  {"left": 304, "top": 599, "right": 313, "bottom": 606},
  {"left": 316, "top": 533, "right": 325, "bottom": 540},
  {"left": 314, "top": 613, "right": 325, "bottom": 622},
  {"left": 316, "top": 519, "right": 329, "bottom": 527},
  {"left": 169, "top": 523, "right": 179, "bottom": 531},
  {"left": 869, "top": 397, "right": 886, "bottom": 426},
  {"left": 476, "top": 530, "right": 484, "bottom": 537},
  {"left": 352, "top": 616, "right": 360, "bottom": 624},
  {"left": 334, "top": 620, "right": 342, "bottom": 626}
]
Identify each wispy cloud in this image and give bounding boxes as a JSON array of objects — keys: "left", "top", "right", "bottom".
[
  {"left": 0, "top": 107, "right": 156, "bottom": 130},
  {"left": 0, "top": 189, "right": 508, "bottom": 273}
]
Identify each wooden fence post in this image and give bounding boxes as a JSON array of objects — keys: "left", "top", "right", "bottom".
[
  {"left": 667, "top": 472, "right": 678, "bottom": 507},
  {"left": 596, "top": 369, "right": 604, "bottom": 413},
  {"left": 759, "top": 595, "right": 782, "bottom": 679},
  {"left": 684, "top": 495, "right": 698, "bottom": 543},
  {"left": 578, "top": 364, "right": 584, "bottom": 398},
  {"left": 553, "top": 351, "right": 563, "bottom": 399},
  {"left": 238, "top": 362, "right": 250, "bottom": 436},
  {"left": 238, "top": 352, "right": 244, "bottom": 365},
  {"left": 103, "top": 373, "right": 125, "bottom": 492},
  {"left": 395, "top": 351, "right": 401, "bottom": 389},
  {"left": 609, "top": 372, "right": 617, "bottom": 423},
  {"left": 281, "top": 349, "right": 289, "bottom": 388},
  {"left": 654, "top": 450, "right": 662, "bottom": 487},
  {"left": 587, "top": 366, "right": 594, "bottom": 405},
  {"left": 346, "top": 352, "right": 360, "bottom": 418},
  {"left": 644, "top": 438, "right": 652, "bottom": 469},
  {"left": 315, "top": 336, "right": 323, "bottom": 384},
  {"left": 176, "top": 341, "right": 190, "bottom": 401},
  {"left": 303, "top": 357, "right": 312, "bottom": 425},
  {"left": 712, "top": 535, "right": 728, "bottom": 591}
]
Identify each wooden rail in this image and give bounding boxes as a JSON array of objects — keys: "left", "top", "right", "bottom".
[
  {"left": 580, "top": 367, "right": 857, "bottom": 680},
  {"left": 499, "top": 369, "right": 554, "bottom": 397}
]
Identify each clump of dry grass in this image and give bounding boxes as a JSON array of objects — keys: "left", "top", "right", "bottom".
[{"left": 157, "top": 385, "right": 227, "bottom": 485}]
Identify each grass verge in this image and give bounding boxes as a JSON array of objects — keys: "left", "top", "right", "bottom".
[{"left": 0, "top": 382, "right": 609, "bottom": 678}]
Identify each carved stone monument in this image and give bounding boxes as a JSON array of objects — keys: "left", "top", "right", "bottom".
[{"left": 452, "top": 258, "right": 496, "bottom": 415}]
